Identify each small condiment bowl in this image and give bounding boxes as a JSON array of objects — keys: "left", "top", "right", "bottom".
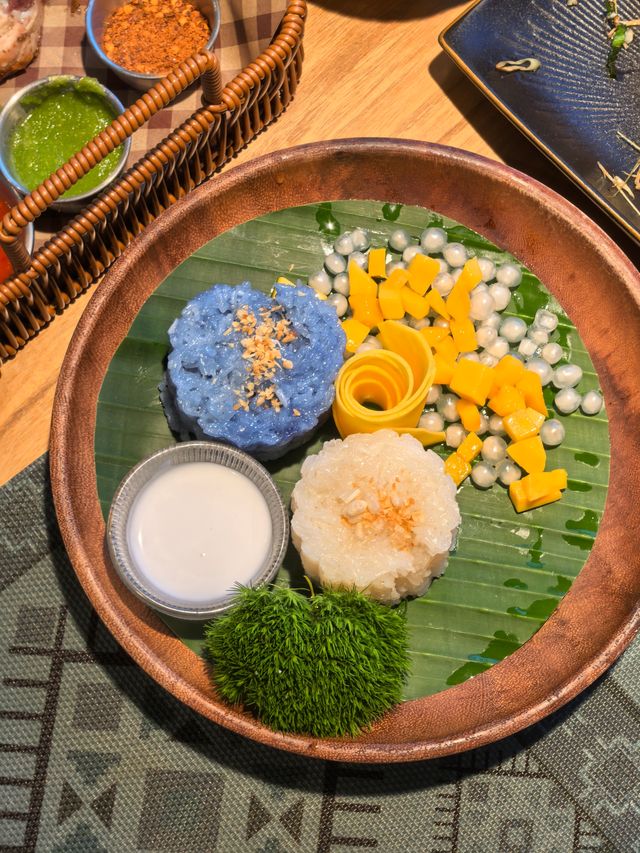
[
  {"left": 0, "top": 75, "right": 131, "bottom": 212},
  {"left": 107, "top": 442, "right": 289, "bottom": 621},
  {"left": 86, "top": 0, "right": 221, "bottom": 91}
]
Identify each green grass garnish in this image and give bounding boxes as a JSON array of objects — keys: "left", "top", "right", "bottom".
[{"left": 204, "top": 586, "right": 410, "bottom": 737}]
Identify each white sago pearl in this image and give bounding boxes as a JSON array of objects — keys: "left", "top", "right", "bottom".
[
  {"left": 356, "top": 336, "right": 384, "bottom": 354},
  {"left": 437, "top": 393, "right": 461, "bottom": 422},
  {"left": 581, "top": 390, "right": 603, "bottom": 415},
  {"left": 540, "top": 418, "right": 565, "bottom": 446},
  {"left": 420, "top": 227, "right": 448, "bottom": 253},
  {"left": 409, "top": 316, "right": 431, "bottom": 330},
  {"left": 488, "top": 283, "right": 511, "bottom": 311},
  {"left": 419, "top": 411, "right": 445, "bottom": 432},
  {"left": 542, "top": 342, "right": 563, "bottom": 365},
  {"left": 351, "top": 228, "right": 370, "bottom": 251},
  {"left": 555, "top": 387, "right": 581, "bottom": 414},
  {"left": 485, "top": 336, "right": 510, "bottom": 359},
  {"left": 476, "top": 325, "right": 498, "bottom": 348},
  {"left": 325, "top": 252, "right": 347, "bottom": 275},
  {"left": 436, "top": 258, "right": 449, "bottom": 274},
  {"left": 478, "top": 257, "right": 496, "bottom": 282},
  {"left": 488, "top": 414, "right": 505, "bottom": 435},
  {"left": 402, "top": 244, "right": 424, "bottom": 264},
  {"left": 334, "top": 233, "right": 354, "bottom": 256},
  {"left": 443, "top": 242, "right": 468, "bottom": 267},
  {"left": 387, "top": 261, "right": 407, "bottom": 275},
  {"left": 472, "top": 461, "right": 497, "bottom": 489},
  {"left": 527, "top": 325, "right": 549, "bottom": 346},
  {"left": 534, "top": 308, "right": 559, "bottom": 332},
  {"left": 497, "top": 459, "right": 522, "bottom": 486},
  {"left": 348, "top": 251, "right": 368, "bottom": 269},
  {"left": 333, "top": 272, "right": 350, "bottom": 296},
  {"left": 389, "top": 228, "right": 412, "bottom": 252},
  {"left": 518, "top": 337, "right": 538, "bottom": 358},
  {"left": 445, "top": 423, "right": 467, "bottom": 448},
  {"left": 433, "top": 317, "right": 450, "bottom": 329},
  {"left": 458, "top": 351, "right": 480, "bottom": 363},
  {"left": 500, "top": 316, "right": 527, "bottom": 343},
  {"left": 426, "top": 384, "right": 441, "bottom": 405},
  {"left": 477, "top": 412, "right": 489, "bottom": 435},
  {"left": 470, "top": 291, "right": 496, "bottom": 322},
  {"left": 327, "top": 293, "right": 348, "bottom": 316},
  {"left": 433, "top": 272, "right": 455, "bottom": 297},
  {"left": 471, "top": 282, "right": 489, "bottom": 295},
  {"left": 451, "top": 268, "right": 463, "bottom": 283},
  {"left": 496, "top": 262, "right": 522, "bottom": 288},
  {"left": 479, "top": 351, "right": 499, "bottom": 367},
  {"left": 309, "top": 270, "right": 332, "bottom": 295},
  {"left": 484, "top": 311, "right": 502, "bottom": 330},
  {"left": 482, "top": 435, "right": 507, "bottom": 463},
  {"left": 553, "top": 363, "right": 583, "bottom": 388},
  {"left": 526, "top": 358, "right": 553, "bottom": 385}
]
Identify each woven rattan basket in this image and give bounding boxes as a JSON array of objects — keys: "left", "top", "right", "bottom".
[{"left": 0, "top": 0, "right": 306, "bottom": 365}]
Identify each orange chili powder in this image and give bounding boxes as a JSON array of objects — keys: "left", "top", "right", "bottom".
[{"left": 102, "top": 0, "right": 211, "bottom": 76}]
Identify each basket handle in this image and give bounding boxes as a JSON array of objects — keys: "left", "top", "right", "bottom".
[{"left": 0, "top": 49, "right": 223, "bottom": 274}]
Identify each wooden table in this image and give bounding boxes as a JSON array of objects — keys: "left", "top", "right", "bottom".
[{"left": 1, "top": 0, "right": 638, "bottom": 485}]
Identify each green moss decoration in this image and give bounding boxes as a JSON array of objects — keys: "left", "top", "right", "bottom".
[{"left": 204, "top": 586, "right": 410, "bottom": 738}]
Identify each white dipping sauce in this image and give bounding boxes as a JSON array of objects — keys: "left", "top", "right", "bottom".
[{"left": 126, "top": 462, "right": 273, "bottom": 604}]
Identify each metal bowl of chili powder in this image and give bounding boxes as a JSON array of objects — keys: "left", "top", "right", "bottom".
[{"left": 86, "top": 0, "right": 221, "bottom": 91}]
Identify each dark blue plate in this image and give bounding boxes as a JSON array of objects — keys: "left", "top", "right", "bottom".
[{"left": 440, "top": 0, "right": 640, "bottom": 244}]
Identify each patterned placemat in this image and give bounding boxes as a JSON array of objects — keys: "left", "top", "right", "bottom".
[
  {"left": 0, "top": 455, "right": 638, "bottom": 852},
  {"left": 0, "top": 0, "right": 287, "bottom": 246}
]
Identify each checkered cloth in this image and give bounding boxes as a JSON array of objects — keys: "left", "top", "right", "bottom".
[{"left": 0, "top": 0, "right": 287, "bottom": 244}]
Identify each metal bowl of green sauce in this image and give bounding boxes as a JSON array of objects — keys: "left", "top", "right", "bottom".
[{"left": 0, "top": 75, "right": 131, "bottom": 212}]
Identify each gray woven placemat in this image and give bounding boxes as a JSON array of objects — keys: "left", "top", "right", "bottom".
[{"left": 1, "top": 456, "right": 638, "bottom": 852}]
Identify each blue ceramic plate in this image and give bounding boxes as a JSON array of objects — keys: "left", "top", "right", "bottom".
[{"left": 440, "top": 0, "right": 640, "bottom": 243}]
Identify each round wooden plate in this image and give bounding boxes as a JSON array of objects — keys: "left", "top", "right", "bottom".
[{"left": 51, "top": 139, "right": 640, "bottom": 763}]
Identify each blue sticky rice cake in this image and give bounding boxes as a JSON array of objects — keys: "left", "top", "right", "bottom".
[{"left": 161, "top": 283, "right": 346, "bottom": 460}]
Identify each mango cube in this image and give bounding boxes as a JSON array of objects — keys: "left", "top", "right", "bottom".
[
  {"left": 378, "top": 281, "right": 405, "bottom": 320},
  {"left": 349, "top": 261, "right": 378, "bottom": 299},
  {"left": 400, "top": 286, "right": 430, "bottom": 320},
  {"left": 507, "top": 435, "right": 546, "bottom": 473},
  {"left": 503, "top": 407, "right": 545, "bottom": 442},
  {"left": 276, "top": 275, "right": 294, "bottom": 285},
  {"left": 456, "top": 399, "right": 481, "bottom": 432},
  {"left": 488, "top": 384, "right": 527, "bottom": 417},
  {"left": 445, "top": 279, "right": 471, "bottom": 321},
  {"left": 368, "top": 247, "right": 387, "bottom": 279},
  {"left": 516, "top": 371, "right": 547, "bottom": 417},
  {"left": 407, "top": 254, "right": 440, "bottom": 295},
  {"left": 444, "top": 452, "right": 471, "bottom": 486},
  {"left": 490, "top": 355, "right": 526, "bottom": 395},
  {"left": 428, "top": 288, "right": 451, "bottom": 320},
  {"left": 450, "top": 319, "right": 477, "bottom": 355},
  {"left": 455, "top": 257, "right": 483, "bottom": 293},
  {"left": 384, "top": 268, "right": 409, "bottom": 290},
  {"left": 433, "top": 355, "right": 455, "bottom": 384},
  {"left": 509, "top": 480, "right": 562, "bottom": 513},
  {"left": 420, "top": 326, "right": 449, "bottom": 347},
  {"left": 341, "top": 317, "right": 370, "bottom": 353},
  {"left": 433, "top": 334, "right": 459, "bottom": 363},
  {"left": 523, "top": 469, "right": 568, "bottom": 502},
  {"left": 457, "top": 432, "right": 482, "bottom": 463},
  {"left": 349, "top": 294, "right": 384, "bottom": 329},
  {"left": 449, "top": 358, "right": 495, "bottom": 406}
]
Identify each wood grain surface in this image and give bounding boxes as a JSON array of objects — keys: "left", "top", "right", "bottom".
[
  {"left": 3, "top": 0, "right": 640, "bottom": 485},
  {"left": 50, "top": 139, "right": 640, "bottom": 760}
]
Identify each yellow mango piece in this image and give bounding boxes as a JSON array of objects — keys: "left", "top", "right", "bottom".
[
  {"left": 445, "top": 279, "right": 471, "bottom": 321},
  {"left": 399, "top": 427, "right": 446, "bottom": 447},
  {"left": 400, "top": 286, "right": 431, "bottom": 320},
  {"left": 420, "top": 326, "right": 449, "bottom": 347},
  {"left": 384, "top": 268, "right": 409, "bottom": 290},
  {"left": 378, "top": 281, "right": 405, "bottom": 320},
  {"left": 276, "top": 275, "right": 294, "bottom": 285},
  {"left": 507, "top": 435, "right": 546, "bottom": 473},
  {"left": 523, "top": 469, "right": 568, "bottom": 502},
  {"left": 488, "top": 384, "right": 527, "bottom": 417},
  {"left": 455, "top": 257, "right": 483, "bottom": 293},
  {"left": 509, "top": 480, "right": 562, "bottom": 513},
  {"left": 341, "top": 317, "right": 370, "bottom": 353},
  {"left": 349, "top": 261, "right": 378, "bottom": 299},
  {"left": 408, "top": 254, "right": 440, "bottom": 295},
  {"left": 516, "top": 371, "right": 547, "bottom": 417},
  {"left": 456, "top": 399, "right": 481, "bottom": 432},
  {"left": 377, "top": 320, "right": 435, "bottom": 391},
  {"left": 457, "top": 431, "right": 482, "bottom": 463},
  {"left": 349, "top": 294, "right": 384, "bottom": 329},
  {"left": 445, "top": 452, "right": 471, "bottom": 486},
  {"left": 449, "top": 358, "right": 495, "bottom": 406},
  {"left": 503, "top": 407, "right": 545, "bottom": 442},
  {"left": 368, "top": 247, "right": 387, "bottom": 279},
  {"left": 434, "top": 354, "right": 455, "bottom": 385},
  {"left": 433, "top": 334, "right": 459, "bottom": 363},
  {"left": 427, "top": 289, "right": 451, "bottom": 320},
  {"left": 450, "top": 318, "right": 477, "bottom": 354},
  {"left": 490, "top": 355, "right": 526, "bottom": 395}
]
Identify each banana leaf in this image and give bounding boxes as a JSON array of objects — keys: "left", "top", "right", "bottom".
[{"left": 95, "top": 200, "right": 609, "bottom": 700}]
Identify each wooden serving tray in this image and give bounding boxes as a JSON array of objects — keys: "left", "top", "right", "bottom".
[{"left": 50, "top": 139, "right": 640, "bottom": 763}]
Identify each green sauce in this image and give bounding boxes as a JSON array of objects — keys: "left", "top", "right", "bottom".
[{"left": 8, "top": 77, "right": 123, "bottom": 199}]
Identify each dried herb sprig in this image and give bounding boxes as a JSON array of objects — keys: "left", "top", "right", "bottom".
[{"left": 204, "top": 585, "right": 410, "bottom": 738}]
